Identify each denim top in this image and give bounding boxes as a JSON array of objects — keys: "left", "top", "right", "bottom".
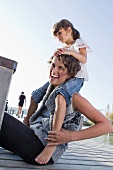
[{"left": 30, "top": 84, "right": 81, "bottom": 163}]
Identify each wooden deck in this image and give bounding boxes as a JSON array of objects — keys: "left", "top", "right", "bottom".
[{"left": 0, "top": 138, "right": 113, "bottom": 170}]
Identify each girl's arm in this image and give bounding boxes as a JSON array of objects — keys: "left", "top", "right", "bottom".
[
  {"left": 46, "top": 94, "right": 66, "bottom": 147},
  {"left": 47, "top": 93, "right": 113, "bottom": 146},
  {"left": 35, "top": 94, "right": 66, "bottom": 164},
  {"left": 52, "top": 94, "right": 66, "bottom": 131},
  {"left": 69, "top": 47, "right": 87, "bottom": 63},
  {"left": 54, "top": 47, "right": 87, "bottom": 63}
]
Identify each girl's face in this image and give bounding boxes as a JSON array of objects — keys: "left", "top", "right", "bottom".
[
  {"left": 49, "top": 56, "right": 70, "bottom": 87},
  {"left": 55, "top": 27, "right": 72, "bottom": 44}
]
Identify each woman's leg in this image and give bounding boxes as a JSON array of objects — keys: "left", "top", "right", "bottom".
[{"left": 0, "top": 112, "right": 53, "bottom": 164}]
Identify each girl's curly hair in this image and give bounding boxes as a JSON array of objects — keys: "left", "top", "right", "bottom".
[{"left": 52, "top": 19, "right": 80, "bottom": 40}]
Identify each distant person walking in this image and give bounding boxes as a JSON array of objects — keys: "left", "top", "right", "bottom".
[
  {"left": 17, "top": 92, "right": 26, "bottom": 118},
  {"left": 5, "top": 100, "right": 8, "bottom": 112}
]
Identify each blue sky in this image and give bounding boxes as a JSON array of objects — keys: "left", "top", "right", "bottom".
[{"left": 0, "top": 0, "right": 113, "bottom": 113}]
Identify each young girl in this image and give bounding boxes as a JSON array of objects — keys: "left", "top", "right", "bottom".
[
  {"left": 24, "top": 19, "right": 92, "bottom": 125},
  {"left": 52, "top": 19, "right": 92, "bottom": 102}
]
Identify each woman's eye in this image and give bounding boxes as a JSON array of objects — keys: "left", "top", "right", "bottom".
[
  {"left": 52, "top": 63, "right": 55, "bottom": 67},
  {"left": 59, "top": 66, "right": 64, "bottom": 70}
]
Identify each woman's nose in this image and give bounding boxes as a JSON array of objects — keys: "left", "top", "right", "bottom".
[{"left": 52, "top": 67, "right": 58, "bottom": 73}]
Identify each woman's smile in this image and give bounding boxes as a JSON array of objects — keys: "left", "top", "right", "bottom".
[
  {"left": 50, "top": 73, "right": 59, "bottom": 81},
  {"left": 49, "top": 56, "right": 69, "bottom": 87}
]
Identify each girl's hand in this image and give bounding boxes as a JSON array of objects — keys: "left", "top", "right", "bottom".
[
  {"left": 54, "top": 48, "right": 71, "bottom": 56},
  {"left": 54, "top": 48, "right": 63, "bottom": 56}
]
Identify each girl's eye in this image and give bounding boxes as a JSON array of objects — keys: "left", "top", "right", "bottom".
[{"left": 58, "top": 31, "right": 61, "bottom": 35}]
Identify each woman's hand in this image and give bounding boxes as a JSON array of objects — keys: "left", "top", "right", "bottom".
[
  {"left": 46, "top": 129, "right": 72, "bottom": 146},
  {"left": 23, "top": 116, "right": 30, "bottom": 126}
]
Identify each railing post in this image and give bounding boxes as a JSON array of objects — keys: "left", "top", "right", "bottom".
[
  {"left": 79, "top": 115, "right": 84, "bottom": 130},
  {"left": 0, "top": 56, "right": 17, "bottom": 129}
]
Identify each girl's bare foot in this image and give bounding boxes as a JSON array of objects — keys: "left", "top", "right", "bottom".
[{"left": 35, "top": 146, "right": 55, "bottom": 164}]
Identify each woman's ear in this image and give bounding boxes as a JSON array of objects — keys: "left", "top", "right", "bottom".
[{"left": 66, "top": 74, "right": 71, "bottom": 80}]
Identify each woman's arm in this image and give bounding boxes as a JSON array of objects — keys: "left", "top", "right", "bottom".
[
  {"left": 23, "top": 97, "right": 38, "bottom": 126},
  {"left": 47, "top": 93, "right": 113, "bottom": 146},
  {"left": 71, "top": 93, "right": 113, "bottom": 140},
  {"left": 23, "top": 82, "right": 49, "bottom": 126}
]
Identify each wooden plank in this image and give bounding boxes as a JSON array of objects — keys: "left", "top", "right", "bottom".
[
  {"left": 0, "top": 160, "right": 113, "bottom": 170},
  {"left": 0, "top": 138, "right": 113, "bottom": 170}
]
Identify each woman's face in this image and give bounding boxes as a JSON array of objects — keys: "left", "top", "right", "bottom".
[{"left": 49, "top": 56, "right": 70, "bottom": 87}]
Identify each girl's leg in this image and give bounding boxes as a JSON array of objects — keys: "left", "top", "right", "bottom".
[
  {"left": 0, "top": 112, "right": 53, "bottom": 164},
  {"left": 63, "top": 78, "right": 84, "bottom": 97},
  {"left": 56, "top": 78, "right": 84, "bottom": 106}
]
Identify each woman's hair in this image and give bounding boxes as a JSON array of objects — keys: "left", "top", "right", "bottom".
[
  {"left": 48, "top": 54, "right": 81, "bottom": 78},
  {"left": 52, "top": 19, "right": 80, "bottom": 40}
]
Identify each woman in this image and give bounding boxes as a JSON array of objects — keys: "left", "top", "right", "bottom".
[
  {"left": 0, "top": 54, "right": 112, "bottom": 166},
  {"left": 30, "top": 54, "right": 81, "bottom": 164}
]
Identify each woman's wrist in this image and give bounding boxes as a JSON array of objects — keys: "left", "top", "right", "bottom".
[
  {"left": 69, "top": 131, "right": 77, "bottom": 142},
  {"left": 69, "top": 131, "right": 74, "bottom": 142},
  {"left": 23, "top": 116, "right": 30, "bottom": 126},
  {"left": 66, "top": 131, "right": 74, "bottom": 143}
]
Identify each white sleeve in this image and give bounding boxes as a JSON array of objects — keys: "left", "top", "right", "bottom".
[{"left": 75, "top": 39, "right": 92, "bottom": 53}]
